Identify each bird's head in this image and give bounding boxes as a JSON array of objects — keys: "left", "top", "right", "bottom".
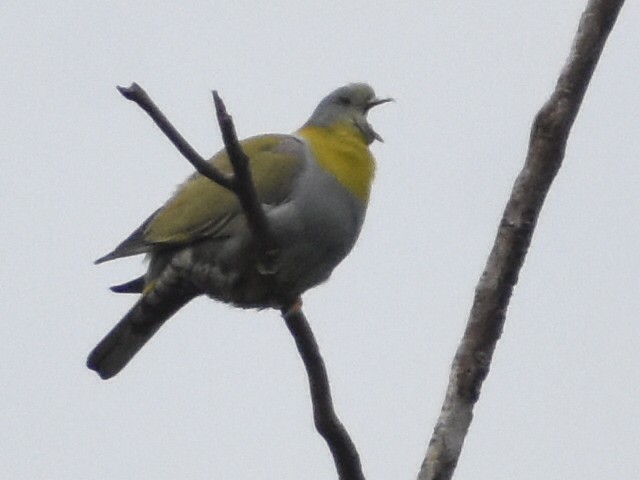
[{"left": 304, "top": 83, "right": 392, "bottom": 145}]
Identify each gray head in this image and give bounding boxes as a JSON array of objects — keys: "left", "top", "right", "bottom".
[{"left": 303, "top": 83, "right": 392, "bottom": 144}]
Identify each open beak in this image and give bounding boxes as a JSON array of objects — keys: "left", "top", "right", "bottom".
[
  {"left": 365, "top": 97, "right": 393, "bottom": 142},
  {"left": 365, "top": 97, "right": 394, "bottom": 112}
]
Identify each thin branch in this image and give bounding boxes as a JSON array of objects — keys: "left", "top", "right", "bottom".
[
  {"left": 417, "top": 1, "right": 626, "bottom": 479},
  {"left": 212, "top": 91, "right": 276, "bottom": 256},
  {"left": 117, "top": 83, "right": 233, "bottom": 189},
  {"left": 282, "top": 305, "right": 365, "bottom": 480}
]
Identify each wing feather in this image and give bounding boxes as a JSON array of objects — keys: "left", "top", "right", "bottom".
[{"left": 96, "top": 134, "right": 306, "bottom": 263}]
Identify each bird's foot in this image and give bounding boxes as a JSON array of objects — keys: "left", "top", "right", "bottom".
[{"left": 281, "top": 297, "right": 303, "bottom": 317}]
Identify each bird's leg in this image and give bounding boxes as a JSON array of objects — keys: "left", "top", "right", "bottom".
[{"left": 281, "top": 297, "right": 303, "bottom": 317}]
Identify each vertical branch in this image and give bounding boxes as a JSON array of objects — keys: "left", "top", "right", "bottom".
[
  {"left": 418, "top": 1, "right": 626, "bottom": 479},
  {"left": 212, "top": 91, "right": 276, "bottom": 252}
]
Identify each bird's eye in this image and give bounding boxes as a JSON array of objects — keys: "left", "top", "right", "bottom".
[{"left": 338, "top": 95, "right": 351, "bottom": 106}]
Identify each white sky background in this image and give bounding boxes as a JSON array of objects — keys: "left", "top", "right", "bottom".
[{"left": 1, "top": 1, "right": 638, "bottom": 479}]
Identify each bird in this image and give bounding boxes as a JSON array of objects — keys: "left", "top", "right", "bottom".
[{"left": 87, "top": 83, "right": 391, "bottom": 379}]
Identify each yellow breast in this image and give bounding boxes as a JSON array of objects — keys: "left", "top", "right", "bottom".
[{"left": 297, "top": 123, "right": 376, "bottom": 203}]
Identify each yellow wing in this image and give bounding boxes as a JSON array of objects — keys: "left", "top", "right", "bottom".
[{"left": 96, "top": 134, "right": 306, "bottom": 263}]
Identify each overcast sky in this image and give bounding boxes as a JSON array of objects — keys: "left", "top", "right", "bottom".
[{"left": 2, "top": 1, "right": 638, "bottom": 479}]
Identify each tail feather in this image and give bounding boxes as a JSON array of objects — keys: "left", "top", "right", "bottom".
[
  {"left": 87, "top": 290, "right": 195, "bottom": 379},
  {"left": 110, "top": 276, "right": 146, "bottom": 294}
]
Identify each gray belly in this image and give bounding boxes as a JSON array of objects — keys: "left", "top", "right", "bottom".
[{"left": 168, "top": 161, "right": 368, "bottom": 309}]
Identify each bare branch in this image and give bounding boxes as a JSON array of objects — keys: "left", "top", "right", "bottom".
[
  {"left": 282, "top": 305, "right": 365, "bottom": 480},
  {"left": 212, "top": 91, "right": 276, "bottom": 257},
  {"left": 118, "top": 83, "right": 234, "bottom": 189},
  {"left": 418, "top": 1, "right": 626, "bottom": 479}
]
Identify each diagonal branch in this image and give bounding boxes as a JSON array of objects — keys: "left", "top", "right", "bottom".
[
  {"left": 212, "top": 91, "right": 276, "bottom": 254},
  {"left": 417, "top": 1, "right": 626, "bottom": 480},
  {"left": 117, "top": 83, "right": 234, "bottom": 190},
  {"left": 283, "top": 305, "right": 365, "bottom": 480}
]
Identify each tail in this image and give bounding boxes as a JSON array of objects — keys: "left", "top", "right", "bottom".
[{"left": 87, "top": 288, "right": 195, "bottom": 380}]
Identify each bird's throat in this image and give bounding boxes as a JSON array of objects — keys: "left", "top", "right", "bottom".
[{"left": 297, "top": 124, "right": 375, "bottom": 203}]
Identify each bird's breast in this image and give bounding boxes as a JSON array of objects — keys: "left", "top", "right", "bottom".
[{"left": 296, "top": 124, "right": 376, "bottom": 203}]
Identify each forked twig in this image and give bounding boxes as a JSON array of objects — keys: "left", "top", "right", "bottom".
[{"left": 118, "top": 84, "right": 365, "bottom": 479}]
